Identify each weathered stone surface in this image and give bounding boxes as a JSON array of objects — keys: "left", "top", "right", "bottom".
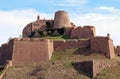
[
  {"left": 71, "top": 26, "right": 96, "bottom": 39},
  {"left": 90, "top": 36, "right": 115, "bottom": 59},
  {"left": 73, "top": 60, "right": 116, "bottom": 77},
  {"left": 53, "top": 39, "right": 90, "bottom": 51},
  {"left": 115, "top": 46, "right": 120, "bottom": 56},
  {"left": 0, "top": 38, "right": 53, "bottom": 66}
]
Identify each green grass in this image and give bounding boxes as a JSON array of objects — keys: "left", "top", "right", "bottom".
[
  {"left": 63, "top": 61, "right": 74, "bottom": 68},
  {"left": 42, "top": 35, "right": 70, "bottom": 40},
  {"left": 92, "top": 64, "right": 120, "bottom": 79}
]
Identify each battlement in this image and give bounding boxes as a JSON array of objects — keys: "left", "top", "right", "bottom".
[{"left": 11, "top": 38, "right": 52, "bottom": 42}]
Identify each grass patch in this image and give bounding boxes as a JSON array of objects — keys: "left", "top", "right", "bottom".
[
  {"left": 63, "top": 61, "right": 74, "bottom": 68},
  {"left": 42, "top": 35, "right": 70, "bottom": 40}
]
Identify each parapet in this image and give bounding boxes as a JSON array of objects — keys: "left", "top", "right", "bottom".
[
  {"left": 10, "top": 38, "right": 52, "bottom": 42},
  {"left": 71, "top": 26, "right": 96, "bottom": 39}
]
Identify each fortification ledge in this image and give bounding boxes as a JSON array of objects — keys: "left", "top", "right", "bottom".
[{"left": 10, "top": 38, "right": 52, "bottom": 42}]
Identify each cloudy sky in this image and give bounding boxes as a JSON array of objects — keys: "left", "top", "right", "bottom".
[{"left": 0, "top": 0, "right": 120, "bottom": 45}]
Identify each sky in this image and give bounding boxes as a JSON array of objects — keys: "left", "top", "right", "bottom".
[{"left": 0, "top": 0, "right": 120, "bottom": 46}]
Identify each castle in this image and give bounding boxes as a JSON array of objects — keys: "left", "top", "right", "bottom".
[{"left": 0, "top": 10, "right": 119, "bottom": 66}]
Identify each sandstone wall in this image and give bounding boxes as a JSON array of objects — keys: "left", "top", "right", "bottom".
[
  {"left": 71, "top": 26, "right": 96, "bottom": 39},
  {"left": 32, "top": 20, "right": 54, "bottom": 31},
  {"left": 0, "top": 38, "right": 53, "bottom": 66},
  {"left": 53, "top": 39, "right": 90, "bottom": 51},
  {"left": 90, "top": 36, "right": 115, "bottom": 59},
  {"left": 54, "top": 11, "right": 71, "bottom": 28},
  {"left": 0, "top": 40, "right": 14, "bottom": 65},
  {"left": 23, "top": 23, "right": 32, "bottom": 37},
  {"left": 12, "top": 38, "right": 53, "bottom": 65},
  {"left": 115, "top": 46, "right": 120, "bottom": 56},
  {"left": 73, "top": 60, "right": 116, "bottom": 77}
]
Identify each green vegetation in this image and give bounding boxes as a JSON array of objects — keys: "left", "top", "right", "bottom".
[
  {"left": 30, "top": 31, "right": 35, "bottom": 37},
  {"left": 43, "top": 35, "right": 70, "bottom": 40},
  {"left": 63, "top": 61, "right": 74, "bottom": 68}
]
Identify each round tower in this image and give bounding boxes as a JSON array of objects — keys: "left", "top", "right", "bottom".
[{"left": 53, "top": 11, "right": 71, "bottom": 28}]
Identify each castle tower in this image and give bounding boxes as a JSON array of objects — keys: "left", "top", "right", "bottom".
[{"left": 53, "top": 11, "right": 71, "bottom": 28}]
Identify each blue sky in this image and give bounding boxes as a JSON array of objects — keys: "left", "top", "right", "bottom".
[{"left": 0, "top": 0, "right": 120, "bottom": 45}]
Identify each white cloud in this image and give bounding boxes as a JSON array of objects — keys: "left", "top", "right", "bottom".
[
  {"left": 0, "top": 9, "right": 53, "bottom": 46},
  {"left": 54, "top": 0, "right": 87, "bottom": 6},
  {"left": 96, "top": 6, "right": 120, "bottom": 13}
]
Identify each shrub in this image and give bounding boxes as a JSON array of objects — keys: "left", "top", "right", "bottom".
[
  {"left": 46, "top": 21, "right": 51, "bottom": 29},
  {"left": 38, "top": 31, "right": 43, "bottom": 36},
  {"left": 57, "top": 27, "right": 65, "bottom": 35},
  {"left": 30, "top": 31, "right": 35, "bottom": 38}
]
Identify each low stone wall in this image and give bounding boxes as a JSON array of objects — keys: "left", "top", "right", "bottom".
[
  {"left": 53, "top": 39, "right": 90, "bottom": 51},
  {"left": 73, "top": 59, "right": 116, "bottom": 77}
]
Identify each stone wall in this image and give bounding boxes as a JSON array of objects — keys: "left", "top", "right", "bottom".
[
  {"left": 71, "top": 26, "right": 96, "bottom": 39},
  {"left": 32, "top": 20, "right": 54, "bottom": 31},
  {"left": 115, "top": 46, "right": 120, "bottom": 56},
  {"left": 0, "top": 38, "right": 53, "bottom": 66},
  {"left": 0, "top": 40, "right": 14, "bottom": 65},
  {"left": 90, "top": 36, "right": 115, "bottom": 59},
  {"left": 23, "top": 23, "right": 32, "bottom": 37},
  {"left": 73, "top": 59, "right": 116, "bottom": 77},
  {"left": 53, "top": 39, "right": 90, "bottom": 51}
]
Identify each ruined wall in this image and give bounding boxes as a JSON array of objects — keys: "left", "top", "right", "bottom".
[
  {"left": 74, "top": 59, "right": 116, "bottom": 77},
  {"left": 115, "top": 46, "right": 120, "bottom": 56},
  {"left": 0, "top": 40, "right": 14, "bottom": 65},
  {"left": 90, "top": 36, "right": 115, "bottom": 59},
  {"left": 23, "top": 23, "right": 32, "bottom": 37},
  {"left": 22, "top": 20, "right": 54, "bottom": 38},
  {"left": 92, "top": 59, "right": 116, "bottom": 77},
  {"left": 71, "top": 26, "right": 96, "bottom": 39},
  {"left": 12, "top": 38, "right": 53, "bottom": 65},
  {"left": 54, "top": 39, "right": 90, "bottom": 51},
  {"left": 32, "top": 20, "right": 54, "bottom": 31},
  {"left": 54, "top": 11, "right": 71, "bottom": 28}
]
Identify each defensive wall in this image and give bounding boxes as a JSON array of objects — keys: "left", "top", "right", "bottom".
[
  {"left": 53, "top": 39, "right": 90, "bottom": 51},
  {"left": 0, "top": 35, "right": 115, "bottom": 66},
  {"left": 71, "top": 26, "right": 96, "bottom": 39},
  {"left": 0, "top": 38, "right": 53, "bottom": 66},
  {"left": 114, "top": 46, "right": 120, "bottom": 56},
  {"left": 90, "top": 36, "right": 115, "bottom": 59}
]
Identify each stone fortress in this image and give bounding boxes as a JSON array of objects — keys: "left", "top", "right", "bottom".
[{"left": 0, "top": 10, "right": 119, "bottom": 67}]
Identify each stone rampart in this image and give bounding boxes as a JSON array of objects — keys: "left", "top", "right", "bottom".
[
  {"left": 53, "top": 39, "right": 90, "bottom": 51},
  {"left": 90, "top": 36, "right": 115, "bottom": 59},
  {"left": 0, "top": 38, "right": 53, "bottom": 66},
  {"left": 115, "top": 46, "right": 120, "bottom": 56},
  {"left": 71, "top": 26, "right": 96, "bottom": 39}
]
